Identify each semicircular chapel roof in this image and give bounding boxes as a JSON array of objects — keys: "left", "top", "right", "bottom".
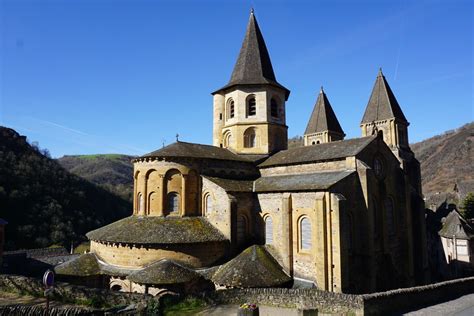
[
  {"left": 137, "top": 141, "right": 253, "bottom": 163},
  {"left": 86, "top": 216, "right": 228, "bottom": 245},
  {"left": 212, "top": 245, "right": 292, "bottom": 288},
  {"left": 127, "top": 259, "right": 201, "bottom": 285}
]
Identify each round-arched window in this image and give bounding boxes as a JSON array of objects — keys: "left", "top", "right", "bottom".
[
  {"left": 167, "top": 192, "right": 179, "bottom": 214},
  {"left": 300, "top": 217, "right": 312, "bottom": 250},
  {"left": 205, "top": 194, "right": 213, "bottom": 215},
  {"left": 265, "top": 216, "right": 273, "bottom": 245},
  {"left": 244, "top": 127, "right": 256, "bottom": 148},
  {"left": 247, "top": 97, "right": 256, "bottom": 116}
]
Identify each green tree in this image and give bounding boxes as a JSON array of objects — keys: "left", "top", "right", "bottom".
[{"left": 460, "top": 192, "right": 474, "bottom": 219}]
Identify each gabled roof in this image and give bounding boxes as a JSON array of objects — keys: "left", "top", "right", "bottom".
[
  {"left": 212, "top": 245, "right": 292, "bottom": 288},
  {"left": 138, "top": 141, "right": 254, "bottom": 163},
  {"left": 439, "top": 210, "right": 474, "bottom": 240},
  {"left": 203, "top": 176, "right": 254, "bottom": 192},
  {"left": 305, "top": 88, "right": 344, "bottom": 135},
  {"left": 86, "top": 216, "right": 228, "bottom": 245},
  {"left": 361, "top": 69, "right": 408, "bottom": 124},
  {"left": 254, "top": 171, "right": 354, "bottom": 192},
  {"left": 259, "top": 136, "right": 376, "bottom": 168},
  {"left": 127, "top": 259, "right": 201, "bottom": 285},
  {"left": 213, "top": 10, "right": 290, "bottom": 98}
]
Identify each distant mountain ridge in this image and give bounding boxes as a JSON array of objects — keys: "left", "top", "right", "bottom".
[
  {"left": 411, "top": 122, "right": 473, "bottom": 204},
  {"left": 58, "top": 154, "right": 135, "bottom": 202},
  {"left": 0, "top": 126, "right": 131, "bottom": 250}
]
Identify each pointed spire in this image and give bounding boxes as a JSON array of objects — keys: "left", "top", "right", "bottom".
[
  {"left": 213, "top": 10, "right": 289, "bottom": 98},
  {"left": 361, "top": 69, "right": 408, "bottom": 124},
  {"left": 305, "top": 88, "right": 344, "bottom": 135}
]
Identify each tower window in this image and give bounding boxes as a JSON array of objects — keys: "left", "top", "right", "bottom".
[
  {"left": 271, "top": 98, "right": 278, "bottom": 118},
  {"left": 227, "top": 99, "right": 235, "bottom": 119},
  {"left": 244, "top": 127, "right": 257, "bottom": 148},
  {"left": 247, "top": 97, "right": 256, "bottom": 116}
]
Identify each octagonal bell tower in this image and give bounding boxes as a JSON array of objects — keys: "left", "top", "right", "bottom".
[{"left": 212, "top": 9, "right": 290, "bottom": 155}]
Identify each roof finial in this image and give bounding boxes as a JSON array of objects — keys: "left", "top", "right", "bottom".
[
  {"left": 250, "top": 7, "right": 254, "bottom": 15},
  {"left": 175, "top": 133, "right": 179, "bottom": 142},
  {"left": 320, "top": 86, "right": 324, "bottom": 94},
  {"left": 378, "top": 67, "right": 383, "bottom": 76}
]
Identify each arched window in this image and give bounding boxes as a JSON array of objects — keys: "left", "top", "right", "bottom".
[
  {"left": 204, "top": 193, "right": 213, "bottom": 215},
  {"left": 312, "top": 141, "right": 316, "bottom": 145},
  {"left": 271, "top": 98, "right": 278, "bottom": 118},
  {"left": 247, "top": 96, "right": 256, "bottom": 116},
  {"left": 137, "top": 193, "right": 144, "bottom": 215},
  {"left": 300, "top": 217, "right": 311, "bottom": 250},
  {"left": 265, "top": 216, "right": 273, "bottom": 245},
  {"left": 244, "top": 127, "right": 256, "bottom": 148},
  {"left": 223, "top": 131, "right": 233, "bottom": 148},
  {"left": 167, "top": 192, "right": 179, "bottom": 214},
  {"left": 227, "top": 98, "right": 235, "bottom": 119},
  {"left": 385, "top": 197, "right": 395, "bottom": 237}
]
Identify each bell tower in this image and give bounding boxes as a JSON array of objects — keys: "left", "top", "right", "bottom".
[{"left": 212, "top": 9, "right": 290, "bottom": 155}]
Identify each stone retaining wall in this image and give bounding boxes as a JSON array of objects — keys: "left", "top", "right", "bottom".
[
  {"left": 205, "top": 287, "right": 364, "bottom": 314},
  {"left": 361, "top": 276, "right": 474, "bottom": 315},
  {"left": 0, "top": 274, "right": 151, "bottom": 308},
  {"left": 206, "top": 276, "right": 474, "bottom": 315}
]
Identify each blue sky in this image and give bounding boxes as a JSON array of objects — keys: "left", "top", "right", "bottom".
[{"left": 1, "top": 0, "right": 472, "bottom": 157}]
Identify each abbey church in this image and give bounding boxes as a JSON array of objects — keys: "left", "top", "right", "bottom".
[{"left": 56, "top": 10, "right": 428, "bottom": 295}]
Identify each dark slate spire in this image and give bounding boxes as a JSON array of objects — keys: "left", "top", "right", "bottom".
[
  {"left": 361, "top": 69, "right": 408, "bottom": 124},
  {"left": 305, "top": 87, "right": 344, "bottom": 135},
  {"left": 213, "top": 10, "right": 290, "bottom": 98}
]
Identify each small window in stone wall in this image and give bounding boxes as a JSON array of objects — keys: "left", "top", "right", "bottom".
[
  {"left": 247, "top": 97, "right": 256, "bottom": 116},
  {"left": 271, "top": 98, "right": 278, "bottom": 118},
  {"left": 265, "top": 216, "right": 273, "bottom": 245},
  {"left": 137, "top": 193, "right": 144, "bottom": 214},
  {"left": 167, "top": 192, "right": 180, "bottom": 214},
  {"left": 300, "top": 217, "right": 311, "bottom": 250},
  {"left": 385, "top": 197, "right": 395, "bottom": 238},
  {"left": 205, "top": 194, "right": 213, "bottom": 215}
]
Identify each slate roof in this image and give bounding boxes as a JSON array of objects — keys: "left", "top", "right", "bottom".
[
  {"left": 212, "top": 245, "right": 292, "bottom": 288},
  {"left": 54, "top": 253, "right": 101, "bottom": 277},
  {"left": 439, "top": 210, "right": 474, "bottom": 240},
  {"left": 127, "top": 259, "right": 201, "bottom": 285},
  {"left": 213, "top": 10, "right": 290, "bottom": 99},
  {"left": 254, "top": 171, "right": 354, "bottom": 192},
  {"left": 259, "top": 136, "right": 376, "bottom": 167},
  {"left": 305, "top": 89, "right": 344, "bottom": 135},
  {"left": 86, "top": 216, "right": 228, "bottom": 245},
  {"left": 139, "top": 141, "right": 253, "bottom": 163},
  {"left": 361, "top": 69, "right": 408, "bottom": 124},
  {"left": 204, "top": 176, "right": 254, "bottom": 192}
]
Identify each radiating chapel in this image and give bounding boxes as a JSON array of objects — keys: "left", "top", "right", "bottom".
[{"left": 56, "top": 10, "right": 428, "bottom": 294}]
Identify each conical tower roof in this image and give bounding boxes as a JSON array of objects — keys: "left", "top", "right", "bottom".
[
  {"left": 213, "top": 10, "right": 289, "bottom": 98},
  {"left": 361, "top": 69, "right": 408, "bottom": 124},
  {"left": 305, "top": 88, "right": 344, "bottom": 135}
]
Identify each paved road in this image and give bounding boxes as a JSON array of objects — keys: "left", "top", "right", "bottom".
[{"left": 404, "top": 293, "right": 474, "bottom": 316}]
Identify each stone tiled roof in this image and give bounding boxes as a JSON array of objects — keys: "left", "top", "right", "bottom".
[
  {"left": 439, "top": 210, "right": 474, "bottom": 240},
  {"left": 54, "top": 253, "right": 101, "bottom": 277},
  {"left": 361, "top": 69, "right": 408, "bottom": 124},
  {"left": 213, "top": 11, "right": 290, "bottom": 99},
  {"left": 138, "top": 141, "right": 252, "bottom": 163},
  {"left": 4, "top": 247, "right": 69, "bottom": 258},
  {"left": 86, "top": 216, "right": 228, "bottom": 245},
  {"left": 259, "top": 136, "right": 376, "bottom": 167},
  {"left": 305, "top": 89, "right": 344, "bottom": 135},
  {"left": 204, "top": 176, "right": 254, "bottom": 192},
  {"left": 127, "top": 259, "right": 201, "bottom": 285},
  {"left": 254, "top": 171, "right": 354, "bottom": 192},
  {"left": 212, "top": 245, "right": 292, "bottom": 288}
]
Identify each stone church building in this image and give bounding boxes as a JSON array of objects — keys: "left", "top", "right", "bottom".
[{"left": 56, "top": 10, "right": 428, "bottom": 294}]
